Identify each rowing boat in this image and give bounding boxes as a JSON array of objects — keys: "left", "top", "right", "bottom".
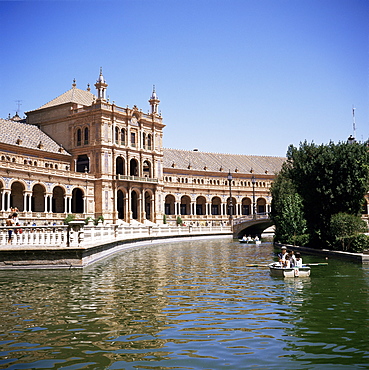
[
  {"left": 239, "top": 240, "right": 261, "bottom": 245},
  {"left": 268, "top": 262, "right": 311, "bottom": 278}
]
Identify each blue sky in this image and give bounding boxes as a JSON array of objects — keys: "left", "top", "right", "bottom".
[{"left": 1, "top": 0, "right": 368, "bottom": 157}]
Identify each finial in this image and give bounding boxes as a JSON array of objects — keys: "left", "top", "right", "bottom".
[
  {"left": 87, "top": 83, "right": 90, "bottom": 92},
  {"left": 100, "top": 66, "right": 103, "bottom": 75},
  {"left": 72, "top": 78, "right": 76, "bottom": 87}
]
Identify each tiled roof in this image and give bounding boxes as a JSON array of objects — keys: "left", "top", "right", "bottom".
[
  {"left": 0, "top": 118, "right": 70, "bottom": 155},
  {"left": 36, "top": 86, "right": 95, "bottom": 110},
  {"left": 163, "top": 148, "right": 285, "bottom": 176}
]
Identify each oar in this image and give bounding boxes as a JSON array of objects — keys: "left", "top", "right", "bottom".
[
  {"left": 245, "top": 264, "right": 269, "bottom": 267},
  {"left": 304, "top": 263, "right": 328, "bottom": 266}
]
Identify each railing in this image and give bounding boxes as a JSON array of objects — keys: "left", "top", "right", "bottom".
[
  {"left": 116, "top": 175, "right": 159, "bottom": 183},
  {"left": 0, "top": 222, "right": 232, "bottom": 248},
  {"left": 233, "top": 213, "right": 270, "bottom": 225}
]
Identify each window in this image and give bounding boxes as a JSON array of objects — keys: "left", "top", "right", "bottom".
[
  {"left": 84, "top": 127, "right": 89, "bottom": 145},
  {"left": 121, "top": 129, "right": 125, "bottom": 145},
  {"left": 76, "top": 129, "right": 82, "bottom": 146},
  {"left": 131, "top": 132, "right": 136, "bottom": 147}
]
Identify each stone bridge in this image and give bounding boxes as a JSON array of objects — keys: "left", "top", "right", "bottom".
[{"left": 232, "top": 214, "right": 274, "bottom": 239}]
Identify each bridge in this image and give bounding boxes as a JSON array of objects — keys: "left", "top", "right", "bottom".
[{"left": 232, "top": 214, "right": 274, "bottom": 239}]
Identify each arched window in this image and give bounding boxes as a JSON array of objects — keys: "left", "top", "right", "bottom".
[
  {"left": 121, "top": 128, "right": 126, "bottom": 145},
  {"left": 147, "top": 134, "right": 152, "bottom": 150},
  {"left": 76, "top": 129, "right": 82, "bottom": 146},
  {"left": 84, "top": 127, "right": 89, "bottom": 145},
  {"left": 143, "top": 133, "right": 146, "bottom": 149},
  {"left": 115, "top": 127, "right": 119, "bottom": 144}
]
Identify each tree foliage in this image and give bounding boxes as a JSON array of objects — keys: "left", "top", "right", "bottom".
[{"left": 272, "top": 140, "right": 369, "bottom": 248}]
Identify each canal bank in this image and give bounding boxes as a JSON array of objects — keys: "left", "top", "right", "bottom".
[
  {"left": 0, "top": 223, "right": 232, "bottom": 269},
  {"left": 275, "top": 242, "right": 369, "bottom": 263}
]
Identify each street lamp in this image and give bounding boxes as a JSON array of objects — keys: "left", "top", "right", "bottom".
[
  {"left": 251, "top": 175, "right": 256, "bottom": 219},
  {"left": 227, "top": 170, "right": 233, "bottom": 229}
]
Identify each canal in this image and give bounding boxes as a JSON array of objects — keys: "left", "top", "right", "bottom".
[{"left": 0, "top": 237, "right": 368, "bottom": 369}]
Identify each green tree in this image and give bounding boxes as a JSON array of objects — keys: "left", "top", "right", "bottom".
[
  {"left": 329, "top": 213, "right": 368, "bottom": 252},
  {"left": 285, "top": 141, "right": 369, "bottom": 247},
  {"left": 271, "top": 168, "right": 307, "bottom": 245}
]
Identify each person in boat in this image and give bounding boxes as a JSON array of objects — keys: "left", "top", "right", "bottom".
[
  {"left": 242, "top": 235, "right": 247, "bottom": 241},
  {"left": 278, "top": 246, "right": 287, "bottom": 264},
  {"left": 254, "top": 235, "right": 259, "bottom": 241},
  {"left": 281, "top": 254, "right": 291, "bottom": 268},
  {"left": 295, "top": 252, "right": 303, "bottom": 267},
  {"left": 287, "top": 250, "right": 296, "bottom": 267},
  {"left": 247, "top": 235, "right": 252, "bottom": 241}
]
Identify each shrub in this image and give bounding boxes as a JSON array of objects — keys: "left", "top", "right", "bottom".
[
  {"left": 63, "top": 214, "right": 75, "bottom": 225},
  {"left": 176, "top": 216, "right": 183, "bottom": 226}
]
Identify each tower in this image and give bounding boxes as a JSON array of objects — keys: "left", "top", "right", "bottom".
[
  {"left": 148, "top": 85, "right": 160, "bottom": 114},
  {"left": 94, "top": 67, "right": 108, "bottom": 101}
]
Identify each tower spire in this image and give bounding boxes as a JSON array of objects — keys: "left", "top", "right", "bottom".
[
  {"left": 94, "top": 67, "right": 108, "bottom": 101},
  {"left": 149, "top": 85, "right": 160, "bottom": 114}
]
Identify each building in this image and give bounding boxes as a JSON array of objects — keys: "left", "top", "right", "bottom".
[{"left": 0, "top": 71, "right": 286, "bottom": 226}]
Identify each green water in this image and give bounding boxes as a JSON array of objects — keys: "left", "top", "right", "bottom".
[{"left": 0, "top": 238, "right": 368, "bottom": 369}]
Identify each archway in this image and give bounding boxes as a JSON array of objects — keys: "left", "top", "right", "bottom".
[
  {"left": 257, "top": 198, "right": 266, "bottom": 214},
  {"left": 11, "top": 181, "right": 25, "bottom": 212},
  {"left": 165, "top": 194, "right": 175, "bottom": 215},
  {"left": 130, "top": 158, "right": 139, "bottom": 176},
  {"left": 52, "top": 186, "right": 65, "bottom": 213},
  {"left": 196, "top": 196, "right": 206, "bottom": 215},
  {"left": 32, "top": 184, "right": 46, "bottom": 212},
  {"left": 180, "top": 195, "right": 191, "bottom": 215},
  {"left": 211, "top": 196, "right": 221, "bottom": 215},
  {"left": 143, "top": 160, "right": 151, "bottom": 178},
  {"left": 144, "top": 191, "right": 152, "bottom": 220},
  {"left": 226, "top": 197, "right": 237, "bottom": 216},
  {"left": 116, "top": 156, "right": 125, "bottom": 176},
  {"left": 131, "top": 190, "right": 138, "bottom": 220},
  {"left": 117, "top": 189, "right": 125, "bottom": 220},
  {"left": 242, "top": 197, "right": 251, "bottom": 215},
  {"left": 72, "top": 188, "right": 84, "bottom": 213}
]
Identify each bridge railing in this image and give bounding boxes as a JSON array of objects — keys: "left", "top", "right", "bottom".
[{"left": 233, "top": 213, "right": 270, "bottom": 225}]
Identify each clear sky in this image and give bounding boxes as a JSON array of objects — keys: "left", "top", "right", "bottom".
[{"left": 1, "top": 0, "right": 368, "bottom": 157}]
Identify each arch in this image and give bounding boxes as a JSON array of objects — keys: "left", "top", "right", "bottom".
[
  {"left": 76, "top": 128, "right": 82, "bottom": 146},
  {"left": 11, "top": 181, "right": 25, "bottom": 212},
  {"left": 84, "top": 127, "right": 89, "bottom": 145},
  {"left": 76, "top": 154, "right": 89, "bottom": 173},
  {"left": 211, "top": 196, "right": 221, "bottom": 215},
  {"left": 72, "top": 188, "right": 84, "bottom": 213},
  {"left": 257, "top": 197, "right": 267, "bottom": 214},
  {"left": 131, "top": 189, "right": 138, "bottom": 220},
  {"left": 121, "top": 128, "right": 126, "bottom": 145},
  {"left": 144, "top": 190, "right": 153, "bottom": 220},
  {"left": 180, "top": 195, "right": 191, "bottom": 216},
  {"left": 130, "top": 158, "right": 139, "bottom": 176},
  {"left": 165, "top": 194, "right": 175, "bottom": 215},
  {"left": 241, "top": 197, "right": 251, "bottom": 215},
  {"left": 143, "top": 160, "right": 151, "bottom": 178},
  {"left": 117, "top": 189, "right": 125, "bottom": 219},
  {"left": 226, "top": 196, "right": 237, "bottom": 216},
  {"left": 115, "top": 126, "right": 119, "bottom": 144},
  {"left": 32, "top": 183, "right": 46, "bottom": 212},
  {"left": 196, "top": 196, "right": 206, "bottom": 215},
  {"left": 116, "top": 156, "right": 125, "bottom": 176},
  {"left": 52, "top": 186, "right": 65, "bottom": 213}
]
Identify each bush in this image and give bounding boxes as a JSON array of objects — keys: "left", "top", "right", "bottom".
[
  {"left": 176, "top": 216, "right": 183, "bottom": 226},
  {"left": 347, "top": 234, "right": 369, "bottom": 252},
  {"left": 163, "top": 214, "right": 167, "bottom": 224},
  {"left": 63, "top": 214, "right": 75, "bottom": 224}
]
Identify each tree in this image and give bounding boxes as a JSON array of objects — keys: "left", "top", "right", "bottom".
[
  {"left": 271, "top": 167, "right": 307, "bottom": 245},
  {"left": 285, "top": 141, "right": 369, "bottom": 247}
]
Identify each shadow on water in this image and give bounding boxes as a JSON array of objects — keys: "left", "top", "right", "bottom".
[{"left": 0, "top": 239, "right": 368, "bottom": 369}]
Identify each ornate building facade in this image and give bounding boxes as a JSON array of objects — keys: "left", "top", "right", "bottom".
[{"left": 0, "top": 71, "right": 286, "bottom": 226}]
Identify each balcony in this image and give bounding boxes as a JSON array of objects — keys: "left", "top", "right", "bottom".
[{"left": 116, "top": 175, "right": 158, "bottom": 183}]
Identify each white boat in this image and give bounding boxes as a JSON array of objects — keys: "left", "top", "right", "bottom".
[
  {"left": 239, "top": 239, "right": 261, "bottom": 245},
  {"left": 269, "top": 262, "right": 311, "bottom": 278}
]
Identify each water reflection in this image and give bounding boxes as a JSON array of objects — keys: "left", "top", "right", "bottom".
[{"left": 0, "top": 239, "right": 368, "bottom": 369}]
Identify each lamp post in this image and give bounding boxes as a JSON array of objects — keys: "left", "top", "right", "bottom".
[
  {"left": 251, "top": 175, "right": 256, "bottom": 219},
  {"left": 227, "top": 170, "right": 233, "bottom": 229}
]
